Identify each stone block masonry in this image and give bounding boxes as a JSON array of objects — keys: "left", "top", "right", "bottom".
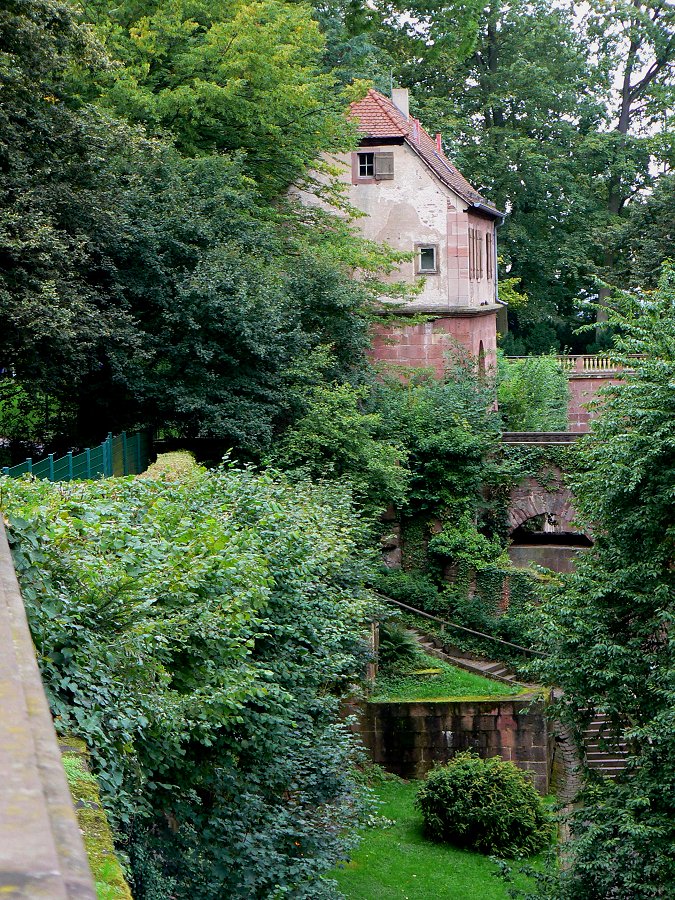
[
  {"left": 371, "top": 310, "right": 498, "bottom": 378},
  {"left": 358, "top": 697, "right": 551, "bottom": 793},
  {"left": 567, "top": 375, "right": 623, "bottom": 432}
]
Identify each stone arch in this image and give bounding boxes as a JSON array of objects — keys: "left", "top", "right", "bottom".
[{"left": 507, "top": 474, "right": 582, "bottom": 536}]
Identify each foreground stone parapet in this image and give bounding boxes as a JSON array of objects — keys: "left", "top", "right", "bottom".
[
  {"left": 0, "top": 521, "right": 96, "bottom": 899},
  {"left": 360, "top": 697, "right": 551, "bottom": 793}
]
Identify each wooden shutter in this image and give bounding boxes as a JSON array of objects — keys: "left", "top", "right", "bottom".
[{"left": 374, "top": 152, "right": 394, "bottom": 180}]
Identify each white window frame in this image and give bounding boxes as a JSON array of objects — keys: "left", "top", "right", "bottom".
[{"left": 415, "top": 243, "right": 439, "bottom": 275}]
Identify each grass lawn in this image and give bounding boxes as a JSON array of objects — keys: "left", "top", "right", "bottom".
[
  {"left": 370, "top": 650, "right": 525, "bottom": 703},
  {"left": 332, "top": 780, "right": 543, "bottom": 900}
]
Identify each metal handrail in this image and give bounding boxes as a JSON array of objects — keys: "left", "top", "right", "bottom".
[{"left": 372, "top": 591, "right": 548, "bottom": 658}]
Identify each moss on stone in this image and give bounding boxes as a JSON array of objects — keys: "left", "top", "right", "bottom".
[{"left": 61, "top": 740, "right": 132, "bottom": 900}]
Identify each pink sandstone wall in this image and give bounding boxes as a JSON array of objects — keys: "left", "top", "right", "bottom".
[
  {"left": 358, "top": 698, "right": 551, "bottom": 793},
  {"left": 568, "top": 376, "right": 622, "bottom": 432},
  {"left": 371, "top": 313, "right": 498, "bottom": 377}
]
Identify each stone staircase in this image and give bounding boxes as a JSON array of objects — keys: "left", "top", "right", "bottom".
[
  {"left": 581, "top": 713, "right": 629, "bottom": 778},
  {"left": 407, "top": 626, "right": 629, "bottom": 784},
  {"left": 406, "top": 627, "right": 532, "bottom": 688}
]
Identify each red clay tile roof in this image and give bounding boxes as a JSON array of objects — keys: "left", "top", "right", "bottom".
[{"left": 349, "top": 89, "right": 503, "bottom": 217}]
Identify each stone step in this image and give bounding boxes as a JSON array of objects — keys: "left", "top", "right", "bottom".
[
  {"left": 579, "top": 709, "right": 630, "bottom": 778},
  {"left": 404, "top": 627, "right": 531, "bottom": 688},
  {"left": 587, "top": 757, "right": 628, "bottom": 765},
  {"left": 481, "top": 662, "right": 507, "bottom": 674},
  {"left": 584, "top": 741, "right": 628, "bottom": 750}
]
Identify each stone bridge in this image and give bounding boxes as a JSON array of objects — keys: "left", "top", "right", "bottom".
[
  {"left": 507, "top": 471, "right": 579, "bottom": 536},
  {"left": 502, "top": 433, "right": 590, "bottom": 573}
]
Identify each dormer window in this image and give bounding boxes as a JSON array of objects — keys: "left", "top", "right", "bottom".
[
  {"left": 415, "top": 243, "right": 439, "bottom": 274},
  {"left": 353, "top": 151, "right": 395, "bottom": 181}
]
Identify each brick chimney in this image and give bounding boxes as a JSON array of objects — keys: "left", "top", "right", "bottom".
[{"left": 392, "top": 88, "right": 409, "bottom": 119}]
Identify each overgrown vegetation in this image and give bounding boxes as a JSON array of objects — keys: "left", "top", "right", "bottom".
[
  {"left": 497, "top": 354, "right": 569, "bottom": 432},
  {"left": 532, "top": 265, "right": 675, "bottom": 898},
  {"left": 5, "top": 0, "right": 675, "bottom": 894},
  {"left": 0, "top": 0, "right": 404, "bottom": 453},
  {"left": 416, "top": 753, "right": 553, "bottom": 857},
  {"left": 2, "top": 465, "right": 376, "bottom": 898}
]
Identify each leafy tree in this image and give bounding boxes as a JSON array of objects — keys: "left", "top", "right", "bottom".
[
  {"left": 0, "top": 0, "right": 399, "bottom": 454},
  {"left": 2, "top": 465, "right": 376, "bottom": 898},
  {"left": 0, "top": 0, "right": 143, "bottom": 417},
  {"left": 367, "top": 1, "right": 673, "bottom": 345},
  {"left": 363, "top": 0, "right": 482, "bottom": 91},
  {"left": 373, "top": 361, "right": 501, "bottom": 516},
  {"left": 534, "top": 264, "right": 675, "bottom": 897},
  {"left": 78, "top": 0, "right": 362, "bottom": 196},
  {"left": 615, "top": 172, "right": 675, "bottom": 289},
  {"left": 102, "top": 150, "right": 380, "bottom": 453},
  {"left": 269, "top": 379, "right": 409, "bottom": 514},
  {"left": 584, "top": 1, "right": 675, "bottom": 312}
]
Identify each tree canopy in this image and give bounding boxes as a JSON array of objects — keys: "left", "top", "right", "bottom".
[
  {"left": 535, "top": 265, "right": 675, "bottom": 897},
  {"left": 0, "top": 0, "right": 401, "bottom": 453},
  {"left": 78, "top": 0, "right": 362, "bottom": 196}
]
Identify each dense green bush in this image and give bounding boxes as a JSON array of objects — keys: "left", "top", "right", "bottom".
[
  {"left": 1, "top": 465, "right": 376, "bottom": 898},
  {"left": 268, "top": 380, "right": 409, "bottom": 515},
  {"left": 415, "top": 753, "right": 552, "bottom": 857},
  {"left": 427, "top": 512, "right": 507, "bottom": 570},
  {"left": 372, "top": 360, "right": 500, "bottom": 515},
  {"left": 376, "top": 620, "right": 420, "bottom": 669},
  {"left": 373, "top": 568, "right": 440, "bottom": 610},
  {"left": 497, "top": 352, "right": 569, "bottom": 432}
]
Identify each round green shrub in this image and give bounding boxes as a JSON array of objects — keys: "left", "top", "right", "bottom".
[{"left": 415, "top": 752, "right": 552, "bottom": 857}]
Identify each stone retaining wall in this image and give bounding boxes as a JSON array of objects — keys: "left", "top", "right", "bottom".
[{"left": 358, "top": 697, "right": 551, "bottom": 793}]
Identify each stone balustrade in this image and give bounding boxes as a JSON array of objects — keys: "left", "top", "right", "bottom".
[{"left": 505, "top": 354, "right": 643, "bottom": 375}]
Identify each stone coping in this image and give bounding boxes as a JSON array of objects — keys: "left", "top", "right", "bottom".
[
  {"left": 501, "top": 432, "right": 583, "bottom": 443},
  {"left": 0, "top": 521, "right": 95, "bottom": 899},
  {"left": 376, "top": 303, "right": 502, "bottom": 318}
]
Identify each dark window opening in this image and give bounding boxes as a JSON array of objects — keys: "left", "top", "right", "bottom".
[
  {"left": 510, "top": 523, "right": 593, "bottom": 548},
  {"left": 419, "top": 246, "right": 437, "bottom": 272},
  {"left": 358, "top": 152, "right": 374, "bottom": 177}
]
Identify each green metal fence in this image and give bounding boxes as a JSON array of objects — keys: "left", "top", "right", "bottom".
[{"left": 1, "top": 431, "right": 152, "bottom": 482}]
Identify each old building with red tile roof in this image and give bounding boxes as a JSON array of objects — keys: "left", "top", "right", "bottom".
[{"left": 342, "top": 88, "right": 506, "bottom": 375}]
